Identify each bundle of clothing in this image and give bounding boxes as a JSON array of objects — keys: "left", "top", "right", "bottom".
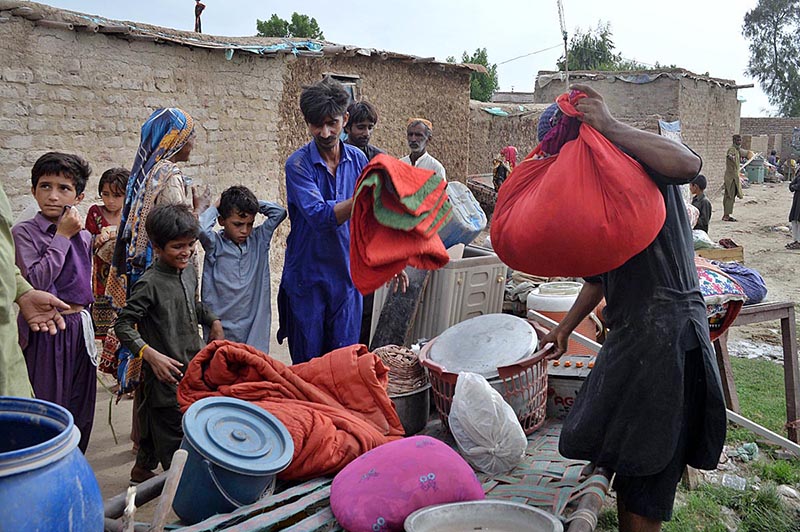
[
  {"left": 350, "top": 154, "right": 452, "bottom": 294},
  {"left": 177, "top": 341, "right": 405, "bottom": 481},
  {"left": 710, "top": 261, "right": 767, "bottom": 306},
  {"left": 491, "top": 91, "right": 666, "bottom": 277},
  {"left": 695, "top": 257, "right": 747, "bottom": 341}
]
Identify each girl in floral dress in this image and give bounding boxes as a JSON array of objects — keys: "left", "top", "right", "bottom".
[{"left": 85, "top": 167, "right": 127, "bottom": 338}]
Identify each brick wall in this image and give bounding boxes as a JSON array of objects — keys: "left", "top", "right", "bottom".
[
  {"left": 742, "top": 135, "right": 770, "bottom": 154},
  {"left": 677, "top": 78, "right": 741, "bottom": 194},
  {"left": 467, "top": 101, "right": 546, "bottom": 177},
  {"left": 0, "top": 15, "right": 287, "bottom": 216},
  {"left": 534, "top": 74, "right": 679, "bottom": 133},
  {"left": 0, "top": 13, "right": 472, "bottom": 285},
  {"left": 533, "top": 73, "right": 741, "bottom": 193},
  {"left": 277, "top": 55, "right": 471, "bottom": 187},
  {"left": 740, "top": 117, "right": 800, "bottom": 161}
]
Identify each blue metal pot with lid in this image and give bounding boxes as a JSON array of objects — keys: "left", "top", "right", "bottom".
[{"left": 173, "top": 397, "right": 294, "bottom": 524}]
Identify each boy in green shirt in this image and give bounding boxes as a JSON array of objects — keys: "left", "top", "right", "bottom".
[{"left": 115, "top": 204, "right": 223, "bottom": 482}]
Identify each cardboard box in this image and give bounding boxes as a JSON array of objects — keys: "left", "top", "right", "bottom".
[{"left": 696, "top": 246, "right": 744, "bottom": 263}]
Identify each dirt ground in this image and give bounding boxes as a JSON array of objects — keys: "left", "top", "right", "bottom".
[{"left": 84, "top": 179, "right": 799, "bottom": 523}]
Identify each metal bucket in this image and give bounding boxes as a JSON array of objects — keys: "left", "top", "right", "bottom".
[
  {"left": 405, "top": 500, "right": 563, "bottom": 531},
  {"left": 390, "top": 384, "right": 431, "bottom": 436}
]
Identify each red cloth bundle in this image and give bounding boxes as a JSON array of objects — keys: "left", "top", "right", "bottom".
[
  {"left": 491, "top": 92, "right": 666, "bottom": 277},
  {"left": 350, "top": 155, "right": 451, "bottom": 294},
  {"left": 178, "top": 341, "right": 404, "bottom": 481}
]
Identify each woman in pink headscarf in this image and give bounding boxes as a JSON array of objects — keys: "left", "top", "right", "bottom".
[{"left": 493, "top": 145, "right": 518, "bottom": 192}]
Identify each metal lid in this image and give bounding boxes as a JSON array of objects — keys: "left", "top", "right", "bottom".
[
  {"left": 182, "top": 397, "right": 293, "bottom": 476},
  {"left": 428, "top": 314, "right": 537, "bottom": 379}
]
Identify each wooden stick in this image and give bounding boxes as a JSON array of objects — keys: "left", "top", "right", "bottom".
[
  {"left": 148, "top": 449, "right": 188, "bottom": 532},
  {"left": 726, "top": 409, "right": 800, "bottom": 455},
  {"left": 122, "top": 486, "right": 137, "bottom": 532}
]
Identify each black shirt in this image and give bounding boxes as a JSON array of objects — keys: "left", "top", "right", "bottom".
[
  {"left": 561, "top": 160, "right": 727, "bottom": 476},
  {"left": 691, "top": 193, "right": 712, "bottom": 233},
  {"left": 348, "top": 142, "right": 385, "bottom": 162}
]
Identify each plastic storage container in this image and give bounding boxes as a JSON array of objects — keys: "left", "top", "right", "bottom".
[
  {"left": 437, "top": 181, "right": 487, "bottom": 249},
  {"left": 173, "top": 397, "right": 294, "bottom": 525},
  {"left": 745, "top": 164, "right": 765, "bottom": 184},
  {"left": 370, "top": 245, "right": 505, "bottom": 343},
  {"left": 527, "top": 281, "right": 600, "bottom": 356},
  {"left": 0, "top": 397, "right": 103, "bottom": 532}
]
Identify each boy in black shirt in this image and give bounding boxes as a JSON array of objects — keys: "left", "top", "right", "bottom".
[
  {"left": 116, "top": 204, "right": 223, "bottom": 482},
  {"left": 690, "top": 174, "right": 712, "bottom": 233}
]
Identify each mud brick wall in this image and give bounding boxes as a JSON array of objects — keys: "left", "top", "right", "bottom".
[
  {"left": 278, "top": 55, "right": 471, "bottom": 185},
  {"left": 677, "top": 78, "right": 741, "bottom": 194},
  {"left": 0, "top": 14, "right": 287, "bottom": 218},
  {"left": 533, "top": 73, "right": 741, "bottom": 193},
  {"left": 742, "top": 135, "right": 770, "bottom": 155},
  {"left": 740, "top": 117, "right": 800, "bottom": 162},
  {"left": 533, "top": 74, "right": 677, "bottom": 133},
  {"left": 0, "top": 10, "right": 471, "bottom": 297},
  {"left": 467, "top": 101, "right": 547, "bottom": 177}
]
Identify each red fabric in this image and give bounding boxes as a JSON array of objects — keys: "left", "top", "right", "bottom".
[
  {"left": 491, "top": 95, "right": 666, "bottom": 278},
  {"left": 501, "top": 146, "right": 518, "bottom": 170},
  {"left": 709, "top": 300, "right": 742, "bottom": 342},
  {"left": 350, "top": 155, "right": 451, "bottom": 295},
  {"left": 362, "top": 154, "right": 443, "bottom": 215},
  {"left": 177, "top": 341, "right": 404, "bottom": 481}
]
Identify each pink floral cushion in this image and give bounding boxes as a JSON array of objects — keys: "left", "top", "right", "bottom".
[{"left": 330, "top": 435, "right": 485, "bottom": 532}]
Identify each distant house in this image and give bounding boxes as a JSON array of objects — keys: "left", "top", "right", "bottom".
[
  {"left": 740, "top": 118, "right": 800, "bottom": 163},
  {"left": 534, "top": 70, "right": 744, "bottom": 190},
  {"left": 491, "top": 91, "right": 536, "bottom": 104}
]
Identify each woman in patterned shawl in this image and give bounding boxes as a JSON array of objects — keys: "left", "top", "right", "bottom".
[{"left": 108, "top": 107, "right": 206, "bottom": 308}]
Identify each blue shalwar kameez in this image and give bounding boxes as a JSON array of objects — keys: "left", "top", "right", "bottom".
[
  {"left": 199, "top": 201, "right": 287, "bottom": 353},
  {"left": 278, "top": 140, "right": 368, "bottom": 363}
]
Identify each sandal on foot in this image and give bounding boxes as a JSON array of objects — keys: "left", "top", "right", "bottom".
[{"left": 786, "top": 241, "right": 800, "bottom": 250}]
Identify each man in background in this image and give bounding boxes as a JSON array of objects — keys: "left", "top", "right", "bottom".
[
  {"left": 722, "top": 134, "right": 746, "bottom": 222},
  {"left": 400, "top": 118, "right": 446, "bottom": 182},
  {"left": 344, "top": 101, "right": 385, "bottom": 161}
]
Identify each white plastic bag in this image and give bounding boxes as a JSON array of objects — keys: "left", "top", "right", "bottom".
[
  {"left": 693, "top": 229, "right": 717, "bottom": 250},
  {"left": 448, "top": 372, "right": 527, "bottom": 475}
]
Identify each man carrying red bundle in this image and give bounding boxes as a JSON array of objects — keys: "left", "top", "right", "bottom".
[{"left": 541, "top": 85, "right": 726, "bottom": 532}]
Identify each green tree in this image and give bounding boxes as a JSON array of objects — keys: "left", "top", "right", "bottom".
[
  {"left": 557, "top": 22, "right": 648, "bottom": 71},
  {"left": 742, "top": 0, "right": 800, "bottom": 116},
  {"left": 447, "top": 48, "right": 499, "bottom": 102},
  {"left": 256, "top": 12, "right": 324, "bottom": 39},
  {"left": 256, "top": 14, "right": 288, "bottom": 37}
]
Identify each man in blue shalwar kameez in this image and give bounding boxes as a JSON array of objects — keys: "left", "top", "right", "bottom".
[{"left": 277, "top": 77, "right": 368, "bottom": 363}]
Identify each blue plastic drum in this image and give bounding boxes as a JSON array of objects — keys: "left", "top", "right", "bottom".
[
  {"left": 0, "top": 397, "right": 103, "bottom": 531},
  {"left": 173, "top": 397, "right": 294, "bottom": 524}
]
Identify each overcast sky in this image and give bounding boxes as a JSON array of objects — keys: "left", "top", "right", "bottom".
[{"left": 43, "top": 0, "right": 773, "bottom": 116}]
